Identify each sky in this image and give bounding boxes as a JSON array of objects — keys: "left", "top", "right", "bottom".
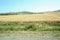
[{"left": 0, "top": 0, "right": 60, "bottom": 13}]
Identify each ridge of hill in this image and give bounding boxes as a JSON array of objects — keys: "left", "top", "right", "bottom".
[{"left": 0, "top": 9, "right": 60, "bottom": 15}]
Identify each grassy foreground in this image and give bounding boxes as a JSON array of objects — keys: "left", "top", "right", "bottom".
[
  {"left": 0, "top": 31, "right": 60, "bottom": 37},
  {"left": 0, "top": 21, "right": 60, "bottom": 37},
  {"left": 0, "top": 13, "right": 60, "bottom": 37},
  {"left": 0, "top": 21, "right": 60, "bottom": 31}
]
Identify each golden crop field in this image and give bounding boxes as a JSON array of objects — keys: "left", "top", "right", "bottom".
[{"left": 0, "top": 12, "right": 60, "bottom": 22}]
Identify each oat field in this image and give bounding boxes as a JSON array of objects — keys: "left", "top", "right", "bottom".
[
  {"left": 0, "top": 12, "right": 60, "bottom": 37},
  {"left": 0, "top": 12, "right": 60, "bottom": 22}
]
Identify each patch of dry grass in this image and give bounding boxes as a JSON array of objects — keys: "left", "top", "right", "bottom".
[{"left": 0, "top": 13, "right": 60, "bottom": 22}]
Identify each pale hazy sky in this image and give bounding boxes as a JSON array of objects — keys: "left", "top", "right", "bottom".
[{"left": 0, "top": 0, "right": 60, "bottom": 13}]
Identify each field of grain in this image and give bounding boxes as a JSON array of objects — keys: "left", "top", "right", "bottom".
[
  {"left": 0, "top": 12, "right": 60, "bottom": 37},
  {"left": 0, "top": 12, "right": 60, "bottom": 22}
]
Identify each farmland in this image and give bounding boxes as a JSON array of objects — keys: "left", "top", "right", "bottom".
[
  {"left": 0, "top": 12, "right": 60, "bottom": 22},
  {"left": 0, "top": 12, "right": 60, "bottom": 37}
]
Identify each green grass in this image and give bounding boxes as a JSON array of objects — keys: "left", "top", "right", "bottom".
[
  {"left": 0, "top": 22, "right": 60, "bottom": 37},
  {"left": 0, "top": 21, "right": 60, "bottom": 31}
]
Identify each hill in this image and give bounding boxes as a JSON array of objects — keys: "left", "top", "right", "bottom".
[
  {"left": 54, "top": 10, "right": 60, "bottom": 12},
  {"left": 0, "top": 11, "right": 35, "bottom": 15}
]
